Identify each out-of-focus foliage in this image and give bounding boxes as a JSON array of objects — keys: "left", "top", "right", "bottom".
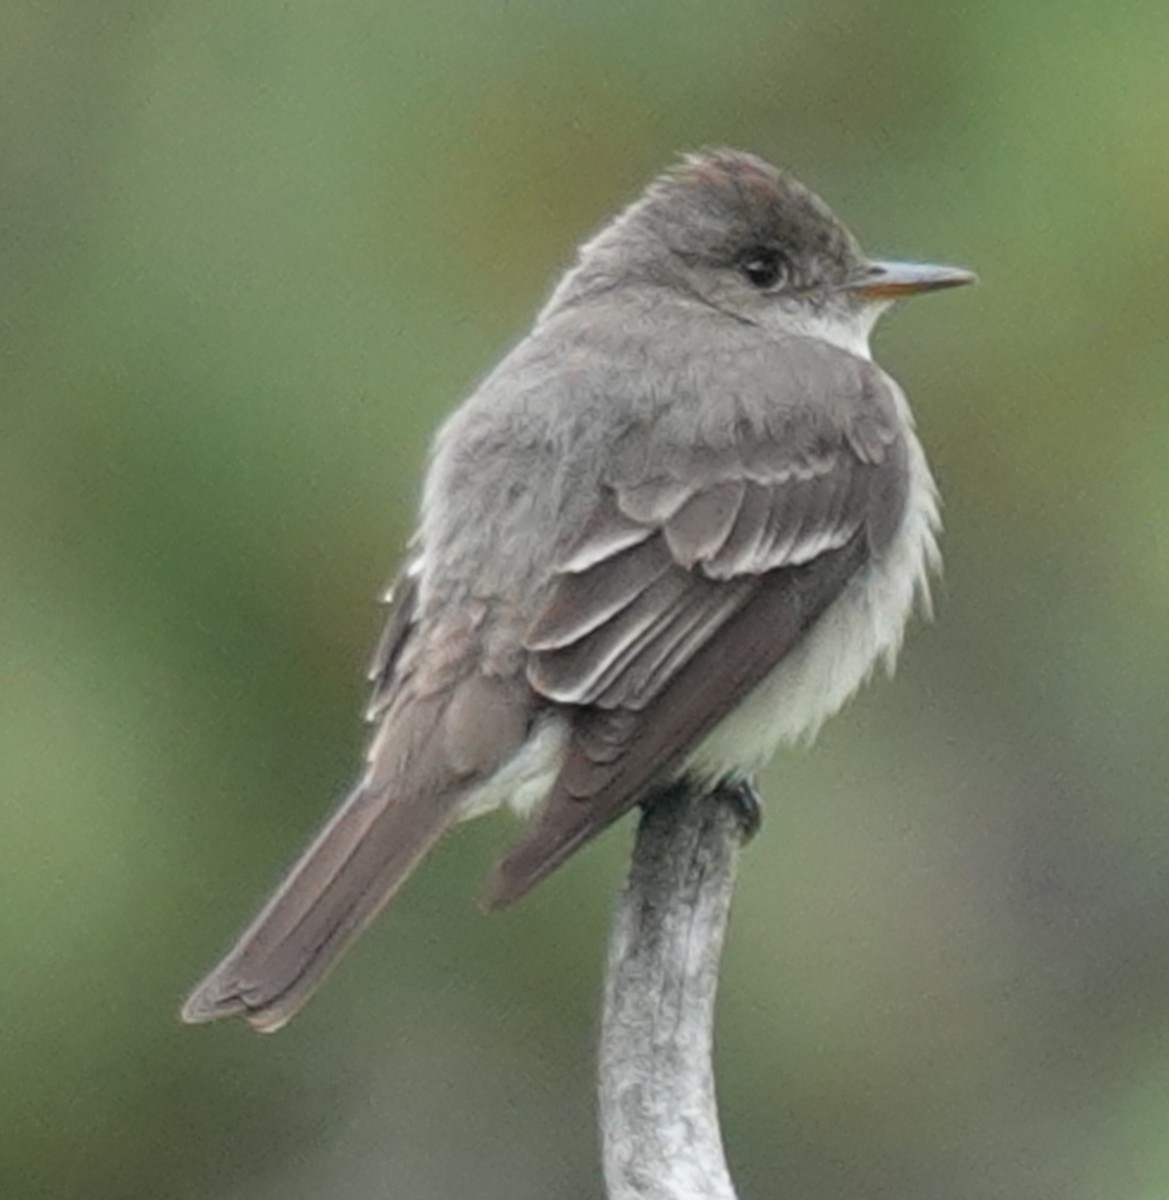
[{"left": 4, "top": 2, "right": 1169, "bottom": 1197}]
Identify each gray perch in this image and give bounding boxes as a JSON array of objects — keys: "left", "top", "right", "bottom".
[{"left": 600, "top": 783, "right": 753, "bottom": 1200}]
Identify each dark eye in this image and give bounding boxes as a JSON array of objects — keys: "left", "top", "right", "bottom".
[{"left": 740, "top": 249, "right": 786, "bottom": 289}]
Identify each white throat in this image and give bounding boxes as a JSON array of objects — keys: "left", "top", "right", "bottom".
[{"left": 768, "top": 300, "right": 890, "bottom": 361}]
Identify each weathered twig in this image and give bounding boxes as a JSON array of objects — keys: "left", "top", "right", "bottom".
[{"left": 599, "top": 783, "right": 750, "bottom": 1200}]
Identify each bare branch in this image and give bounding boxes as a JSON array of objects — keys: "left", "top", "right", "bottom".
[{"left": 599, "top": 783, "right": 749, "bottom": 1200}]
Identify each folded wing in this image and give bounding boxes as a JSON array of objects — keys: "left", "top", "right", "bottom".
[{"left": 487, "top": 356, "right": 909, "bottom": 905}]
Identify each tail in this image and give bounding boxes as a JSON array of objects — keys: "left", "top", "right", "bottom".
[{"left": 181, "top": 779, "right": 464, "bottom": 1032}]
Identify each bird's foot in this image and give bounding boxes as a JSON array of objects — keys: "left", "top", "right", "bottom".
[{"left": 719, "top": 777, "right": 763, "bottom": 842}]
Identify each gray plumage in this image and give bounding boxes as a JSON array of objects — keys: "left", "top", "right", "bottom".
[{"left": 182, "top": 149, "right": 972, "bottom": 1030}]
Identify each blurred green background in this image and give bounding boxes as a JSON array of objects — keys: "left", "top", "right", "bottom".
[{"left": 4, "top": 1, "right": 1169, "bottom": 1197}]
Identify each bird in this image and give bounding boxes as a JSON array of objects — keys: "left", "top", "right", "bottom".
[{"left": 181, "top": 148, "right": 975, "bottom": 1032}]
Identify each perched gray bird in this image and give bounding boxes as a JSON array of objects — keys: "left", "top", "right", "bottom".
[{"left": 182, "top": 149, "right": 974, "bottom": 1032}]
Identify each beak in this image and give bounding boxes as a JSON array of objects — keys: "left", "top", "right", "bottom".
[{"left": 841, "top": 260, "right": 978, "bottom": 300}]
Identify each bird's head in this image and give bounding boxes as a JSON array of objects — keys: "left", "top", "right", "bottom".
[{"left": 568, "top": 148, "right": 975, "bottom": 352}]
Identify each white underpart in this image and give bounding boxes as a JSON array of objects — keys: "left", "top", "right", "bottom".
[
  {"left": 460, "top": 718, "right": 569, "bottom": 821},
  {"left": 775, "top": 298, "right": 889, "bottom": 359}
]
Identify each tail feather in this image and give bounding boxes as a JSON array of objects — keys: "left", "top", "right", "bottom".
[{"left": 181, "top": 781, "right": 463, "bottom": 1032}]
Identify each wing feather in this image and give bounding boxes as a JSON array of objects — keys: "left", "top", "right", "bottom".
[
  {"left": 365, "top": 568, "right": 420, "bottom": 721},
  {"left": 527, "top": 553, "right": 693, "bottom": 703},
  {"left": 662, "top": 480, "right": 746, "bottom": 567},
  {"left": 526, "top": 537, "right": 675, "bottom": 652}
]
